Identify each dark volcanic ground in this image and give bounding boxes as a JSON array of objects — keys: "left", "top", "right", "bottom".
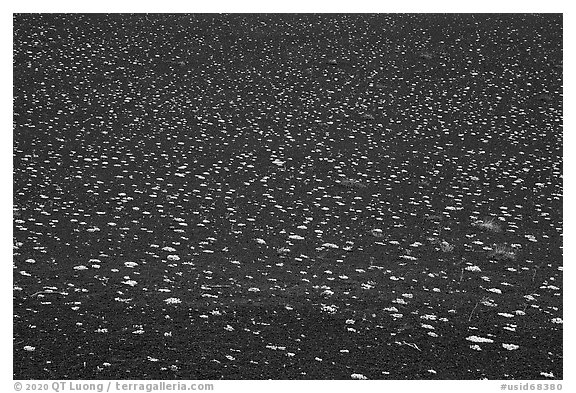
[{"left": 13, "top": 14, "right": 562, "bottom": 379}]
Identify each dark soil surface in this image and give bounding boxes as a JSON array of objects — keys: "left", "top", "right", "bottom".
[{"left": 13, "top": 14, "right": 562, "bottom": 380}]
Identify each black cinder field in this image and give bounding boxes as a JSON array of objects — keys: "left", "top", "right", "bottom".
[{"left": 13, "top": 13, "right": 562, "bottom": 380}]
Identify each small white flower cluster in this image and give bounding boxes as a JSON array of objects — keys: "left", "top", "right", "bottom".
[
  {"left": 551, "top": 317, "right": 563, "bottom": 324},
  {"left": 466, "top": 335, "right": 494, "bottom": 343},
  {"left": 321, "top": 289, "right": 334, "bottom": 297},
  {"left": 465, "top": 265, "right": 482, "bottom": 272},
  {"left": 73, "top": 265, "right": 88, "bottom": 271},
  {"left": 320, "top": 304, "right": 338, "bottom": 314}
]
